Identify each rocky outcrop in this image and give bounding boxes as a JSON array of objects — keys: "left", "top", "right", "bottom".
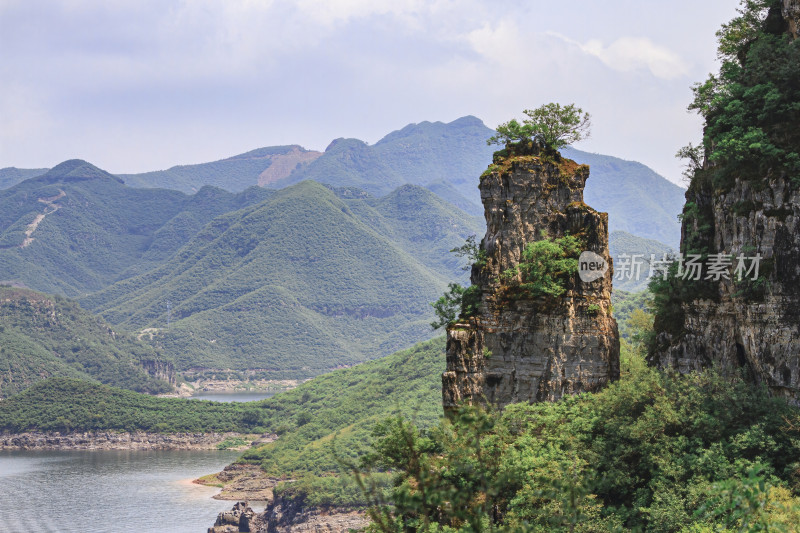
[
  {"left": 263, "top": 494, "right": 368, "bottom": 533},
  {"left": 0, "top": 430, "right": 256, "bottom": 450},
  {"left": 784, "top": 0, "right": 800, "bottom": 38},
  {"left": 202, "top": 463, "right": 282, "bottom": 501},
  {"left": 139, "top": 358, "right": 176, "bottom": 386},
  {"left": 209, "top": 498, "right": 368, "bottom": 533},
  {"left": 209, "top": 502, "right": 264, "bottom": 533},
  {"left": 442, "top": 142, "right": 619, "bottom": 411},
  {"left": 650, "top": 176, "right": 800, "bottom": 404}
]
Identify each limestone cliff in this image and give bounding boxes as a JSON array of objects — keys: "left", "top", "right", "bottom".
[
  {"left": 650, "top": 177, "right": 800, "bottom": 404},
  {"left": 442, "top": 141, "right": 619, "bottom": 411},
  {"left": 785, "top": 0, "right": 800, "bottom": 38},
  {"left": 649, "top": 2, "right": 800, "bottom": 405}
]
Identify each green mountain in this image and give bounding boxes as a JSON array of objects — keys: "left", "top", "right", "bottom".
[
  {"left": 270, "top": 117, "right": 684, "bottom": 247},
  {"left": 82, "top": 182, "right": 480, "bottom": 375},
  {"left": 0, "top": 160, "right": 272, "bottom": 296},
  {"left": 0, "top": 286, "right": 172, "bottom": 398},
  {"left": 118, "top": 145, "right": 322, "bottom": 193},
  {"left": 2, "top": 118, "right": 684, "bottom": 247},
  {"left": 564, "top": 147, "right": 686, "bottom": 248},
  {"left": 609, "top": 230, "right": 674, "bottom": 293},
  {"left": 0, "top": 167, "right": 47, "bottom": 190}
]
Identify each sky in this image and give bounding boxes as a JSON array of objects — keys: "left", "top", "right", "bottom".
[{"left": 0, "top": 0, "right": 741, "bottom": 185}]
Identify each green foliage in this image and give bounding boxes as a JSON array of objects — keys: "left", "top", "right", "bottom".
[
  {"left": 216, "top": 436, "right": 250, "bottom": 450},
  {"left": 0, "top": 286, "right": 172, "bottom": 397},
  {"left": 431, "top": 284, "right": 466, "bottom": 329},
  {"left": 431, "top": 234, "right": 487, "bottom": 329},
  {"left": 0, "top": 377, "right": 263, "bottom": 433},
  {"left": 611, "top": 289, "right": 652, "bottom": 341},
  {"left": 273, "top": 473, "right": 392, "bottom": 510},
  {"left": 487, "top": 103, "right": 592, "bottom": 151},
  {"left": 237, "top": 337, "right": 445, "bottom": 477},
  {"left": 504, "top": 234, "right": 582, "bottom": 299},
  {"left": 355, "top": 353, "right": 800, "bottom": 532},
  {"left": 687, "top": 0, "right": 800, "bottom": 189},
  {"left": 450, "top": 234, "right": 487, "bottom": 272}
]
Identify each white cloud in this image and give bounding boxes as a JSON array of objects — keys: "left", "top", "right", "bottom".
[{"left": 550, "top": 33, "right": 690, "bottom": 80}]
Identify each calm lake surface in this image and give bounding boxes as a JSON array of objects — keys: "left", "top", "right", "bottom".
[
  {"left": 189, "top": 391, "right": 275, "bottom": 402},
  {"left": 0, "top": 448, "right": 243, "bottom": 532}
]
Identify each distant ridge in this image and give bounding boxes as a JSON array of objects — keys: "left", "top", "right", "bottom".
[
  {"left": 1, "top": 116, "right": 685, "bottom": 246},
  {"left": 0, "top": 161, "right": 273, "bottom": 296},
  {"left": 118, "top": 145, "right": 321, "bottom": 192}
]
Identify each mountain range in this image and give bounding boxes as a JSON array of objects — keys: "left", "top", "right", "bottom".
[
  {"left": 1, "top": 117, "right": 684, "bottom": 247},
  {"left": 0, "top": 115, "right": 680, "bottom": 386},
  {"left": 0, "top": 160, "right": 272, "bottom": 296}
]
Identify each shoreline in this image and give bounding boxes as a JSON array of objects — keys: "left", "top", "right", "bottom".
[
  {"left": 159, "top": 378, "right": 303, "bottom": 398},
  {"left": 0, "top": 430, "right": 271, "bottom": 451}
]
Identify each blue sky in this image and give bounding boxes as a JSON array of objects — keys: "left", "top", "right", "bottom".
[{"left": 0, "top": 0, "right": 740, "bottom": 184}]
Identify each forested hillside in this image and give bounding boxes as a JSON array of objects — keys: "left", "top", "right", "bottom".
[
  {"left": 0, "top": 286, "right": 172, "bottom": 397},
  {"left": 82, "top": 182, "right": 480, "bottom": 374},
  {"left": 0, "top": 160, "right": 272, "bottom": 296},
  {"left": 2, "top": 117, "right": 684, "bottom": 247}
]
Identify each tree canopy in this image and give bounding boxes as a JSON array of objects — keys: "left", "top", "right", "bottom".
[
  {"left": 487, "top": 103, "right": 592, "bottom": 150},
  {"left": 683, "top": 0, "right": 800, "bottom": 189}
]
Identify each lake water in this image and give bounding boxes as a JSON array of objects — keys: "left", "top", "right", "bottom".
[
  {"left": 188, "top": 391, "right": 275, "bottom": 402},
  {"left": 0, "top": 449, "right": 245, "bottom": 532}
]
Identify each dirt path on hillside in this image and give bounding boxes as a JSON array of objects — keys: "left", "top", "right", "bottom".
[{"left": 20, "top": 190, "right": 65, "bottom": 248}]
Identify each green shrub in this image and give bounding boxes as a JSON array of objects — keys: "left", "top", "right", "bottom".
[{"left": 504, "top": 234, "right": 582, "bottom": 299}]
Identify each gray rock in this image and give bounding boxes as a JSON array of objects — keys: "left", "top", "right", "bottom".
[{"left": 442, "top": 141, "right": 620, "bottom": 412}]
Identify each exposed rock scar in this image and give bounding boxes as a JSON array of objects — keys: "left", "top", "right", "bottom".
[{"left": 20, "top": 190, "right": 66, "bottom": 248}]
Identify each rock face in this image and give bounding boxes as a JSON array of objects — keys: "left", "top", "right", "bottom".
[
  {"left": 442, "top": 142, "right": 620, "bottom": 411},
  {"left": 210, "top": 499, "right": 368, "bottom": 533},
  {"left": 785, "top": 0, "right": 800, "bottom": 38},
  {"left": 140, "top": 358, "right": 176, "bottom": 386},
  {"left": 650, "top": 176, "right": 800, "bottom": 404},
  {"left": 209, "top": 502, "right": 263, "bottom": 533},
  {"left": 264, "top": 494, "right": 368, "bottom": 533}
]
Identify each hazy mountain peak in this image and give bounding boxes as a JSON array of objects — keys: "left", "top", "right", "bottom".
[
  {"left": 449, "top": 115, "right": 486, "bottom": 127},
  {"left": 324, "top": 138, "right": 369, "bottom": 152},
  {"left": 375, "top": 115, "right": 492, "bottom": 146},
  {"left": 41, "top": 159, "right": 123, "bottom": 184}
]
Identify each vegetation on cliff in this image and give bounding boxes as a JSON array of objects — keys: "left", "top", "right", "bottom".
[
  {"left": 684, "top": 0, "right": 800, "bottom": 191},
  {"left": 650, "top": 0, "right": 799, "bottom": 349},
  {"left": 501, "top": 233, "right": 582, "bottom": 299},
  {"left": 487, "top": 103, "right": 592, "bottom": 151}
]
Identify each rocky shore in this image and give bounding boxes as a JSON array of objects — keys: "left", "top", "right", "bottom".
[
  {"left": 0, "top": 430, "right": 264, "bottom": 450},
  {"left": 209, "top": 501, "right": 368, "bottom": 533}
]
